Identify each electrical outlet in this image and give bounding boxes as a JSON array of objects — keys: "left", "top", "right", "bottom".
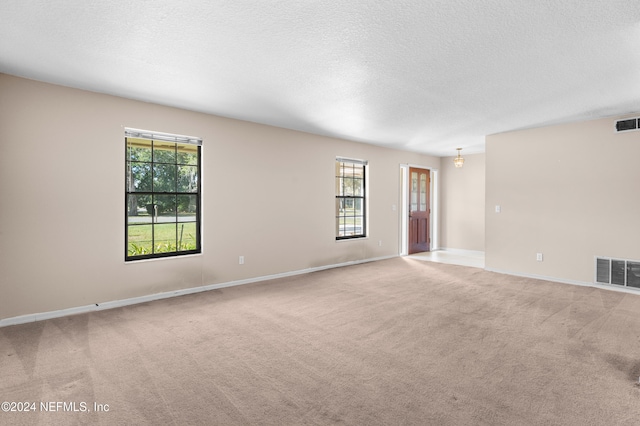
[
  {"left": 378, "top": 240, "right": 382, "bottom": 247},
  {"left": 239, "top": 255, "right": 244, "bottom": 265},
  {"left": 536, "top": 253, "right": 543, "bottom": 262}
]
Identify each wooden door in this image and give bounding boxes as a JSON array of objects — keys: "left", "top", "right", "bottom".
[{"left": 408, "top": 167, "right": 430, "bottom": 254}]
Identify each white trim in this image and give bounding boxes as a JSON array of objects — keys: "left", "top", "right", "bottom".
[
  {"left": 437, "top": 248, "right": 485, "bottom": 257},
  {"left": 430, "top": 169, "right": 439, "bottom": 250},
  {"left": 0, "top": 255, "right": 397, "bottom": 328},
  {"left": 123, "top": 252, "right": 203, "bottom": 264},
  {"left": 405, "top": 162, "right": 439, "bottom": 172},
  {"left": 399, "top": 165, "right": 408, "bottom": 256},
  {"left": 484, "top": 267, "right": 640, "bottom": 296},
  {"left": 336, "top": 156, "right": 368, "bottom": 165},
  {"left": 125, "top": 127, "right": 202, "bottom": 145},
  {"left": 335, "top": 237, "right": 369, "bottom": 243}
]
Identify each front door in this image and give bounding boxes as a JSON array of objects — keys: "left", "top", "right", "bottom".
[{"left": 408, "top": 167, "right": 430, "bottom": 254}]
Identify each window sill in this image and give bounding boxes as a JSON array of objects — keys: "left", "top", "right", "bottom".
[{"left": 124, "top": 252, "right": 202, "bottom": 264}]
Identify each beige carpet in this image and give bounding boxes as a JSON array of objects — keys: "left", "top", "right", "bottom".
[{"left": 2, "top": 257, "right": 640, "bottom": 425}]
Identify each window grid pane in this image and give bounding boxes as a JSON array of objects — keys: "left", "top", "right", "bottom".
[
  {"left": 335, "top": 159, "right": 366, "bottom": 240},
  {"left": 126, "top": 136, "right": 201, "bottom": 260}
]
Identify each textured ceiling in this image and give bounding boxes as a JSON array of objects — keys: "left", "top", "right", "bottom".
[{"left": 1, "top": 1, "right": 639, "bottom": 156}]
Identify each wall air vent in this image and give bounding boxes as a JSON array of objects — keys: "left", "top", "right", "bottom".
[
  {"left": 614, "top": 118, "right": 639, "bottom": 132},
  {"left": 595, "top": 257, "right": 640, "bottom": 289}
]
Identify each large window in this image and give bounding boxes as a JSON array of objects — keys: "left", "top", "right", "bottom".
[
  {"left": 335, "top": 158, "right": 367, "bottom": 239},
  {"left": 125, "top": 128, "right": 201, "bottom": 260}
]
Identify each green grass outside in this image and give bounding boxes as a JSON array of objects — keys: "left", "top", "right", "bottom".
[{"left": 128, "top": 222, "right": 197, "bottom": 256}]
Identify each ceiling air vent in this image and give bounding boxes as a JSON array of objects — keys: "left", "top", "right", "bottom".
[
  {"left": 615, "top": 118, "right": 639, "bottom": 132},
  {"left": 595, "top": 257, "right": 640, "bottom": 289}
]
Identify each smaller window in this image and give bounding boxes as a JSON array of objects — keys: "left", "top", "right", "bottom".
[{"left": 335, "top": 158, "right": 367, "bottom": 239}]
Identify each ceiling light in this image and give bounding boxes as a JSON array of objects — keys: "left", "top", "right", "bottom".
[{"left": 454, "top": 148, "right": 464, "bottom": 168}]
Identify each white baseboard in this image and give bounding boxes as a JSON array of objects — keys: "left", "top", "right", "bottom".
[
  {"left": 0, "top": 255, "right": 397, "bottom": 328},
  {"left": 435, "top": 248, "right": 485, "bottom": 257},
  {"left": 484, "top": 267, "right": 640, "bottom": 296}
]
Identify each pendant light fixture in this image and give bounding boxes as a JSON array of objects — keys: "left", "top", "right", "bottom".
[{"left": 453, "top": 148, "right": 464, "bottom": 168}]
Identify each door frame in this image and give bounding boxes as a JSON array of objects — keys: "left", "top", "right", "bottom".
[{"left": 399, "top": 164, "right": 439, "bottom": 256}]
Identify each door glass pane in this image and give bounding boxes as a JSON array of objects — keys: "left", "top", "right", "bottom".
[
  {"left": 411, "top": 172, "right": 418, "bottom": 211},
  {"left": 420, "top": 173, "right": 427, "bottom": 211},
  {"left": 127, "top": 224, "right": 153, "bottom": 256}
]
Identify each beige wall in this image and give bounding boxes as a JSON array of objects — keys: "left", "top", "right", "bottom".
[
  {"left": 486, "top": 116, "right": 640, "bottom": 283},
  {"left": 440, "top": 153, "right": 485, "bottom": 251},
  {"left": 0, "top": 74, "right": 440, "bottom": 320}
]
